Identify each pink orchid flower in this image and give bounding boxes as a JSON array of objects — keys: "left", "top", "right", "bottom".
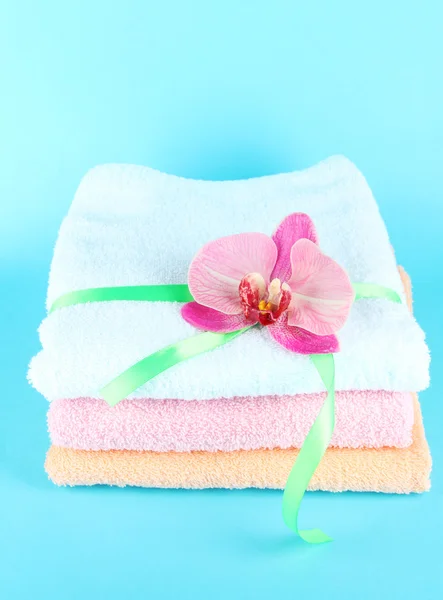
[{"left": 181, "top": 213, "right": 355, "bottom": 354}]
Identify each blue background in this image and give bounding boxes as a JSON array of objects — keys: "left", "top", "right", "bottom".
[{"left": 1, "top": 1, "right": 442, "bottom": 597}]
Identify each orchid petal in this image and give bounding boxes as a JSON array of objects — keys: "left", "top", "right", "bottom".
[
  {"left": 188, "top": 233, "right": 278, "bottom": 314},
  {"left": 287, "top": 238, "right": 354, "bottom": 335},
  {"left": 181, "top": 302, "right": 251, "bottom": 333},
  {"left": 271, "top": 213, "right": 318, "bottom": 281},
  {"left": 268, "top": 314, "right": 339, "bottom": 354}
]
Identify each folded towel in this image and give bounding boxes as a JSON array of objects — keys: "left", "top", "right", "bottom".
[
  {"left": 47, "top": 267, "right": 415, "bottom": 452},
  {"left": 45, "top": 395, "right": 431, "bottom": 492},
  {"left": 48, "top": 390, "right": 414, "bottom": 452},
  {"left": 28, "top": 156, "right": 429, "bottom": 401}
]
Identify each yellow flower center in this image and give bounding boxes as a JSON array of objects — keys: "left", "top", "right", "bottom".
[{"left": 258, "top": 300, "right": 272, "bottom": 311}]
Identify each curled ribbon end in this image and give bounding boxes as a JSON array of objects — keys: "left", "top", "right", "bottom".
[{"left": 299, "top": 529, "right": 333, "bottom": 544}]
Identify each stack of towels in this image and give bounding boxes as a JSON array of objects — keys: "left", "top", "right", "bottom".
[{"left": 29, "top": 156, "right": 431, "bottom": 493}]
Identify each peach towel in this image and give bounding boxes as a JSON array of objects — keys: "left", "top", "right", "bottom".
[{"left": 45, "top": 395, "right": 431, "bottom": 492}]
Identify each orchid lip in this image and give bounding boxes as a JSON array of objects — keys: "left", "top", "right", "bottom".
[{"left": 239, "top": 273, "right": 292, "bottom": 326}]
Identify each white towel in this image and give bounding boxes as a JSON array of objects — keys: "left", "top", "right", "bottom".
[{"left": 28, "top": 156, "right": 430, "bottom": 401}]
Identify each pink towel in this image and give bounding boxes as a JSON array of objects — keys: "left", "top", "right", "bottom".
[{"left": 48, "top": 391, "right": 413, "bottom": 452}]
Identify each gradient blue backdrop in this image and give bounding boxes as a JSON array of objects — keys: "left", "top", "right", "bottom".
[{"left": 1, "top": 1, "right": 442, "bottom": 598}]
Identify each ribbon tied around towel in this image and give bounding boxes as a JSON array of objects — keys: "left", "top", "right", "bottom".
[{"left": 50, "top": 281, "right": 401, "bottom": 544}]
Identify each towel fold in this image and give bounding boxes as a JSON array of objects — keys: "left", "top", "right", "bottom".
[
  {"left": 45, "top": 395, "right": 431, "bottom": 492},
  {"left": 28, "top": 156, "right": 429, "bottom": 402}
]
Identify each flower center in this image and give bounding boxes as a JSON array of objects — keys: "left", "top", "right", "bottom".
[{"left": 239, "top": 273, "right": 292, "bottom": 326}]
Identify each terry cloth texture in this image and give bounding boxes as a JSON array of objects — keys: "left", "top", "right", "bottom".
[
  {"left": 28, "top": 156, "right": 430, "bottom": 401},
  {"left": 48, "top": 391, "right": 414, "bottom": 452},
  {"left": 45, "top": 394, "right": 431, "bottom": 492}
]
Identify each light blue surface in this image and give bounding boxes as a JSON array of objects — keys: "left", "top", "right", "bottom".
[{"left": 1, "top": 1, "right": 442, "bottom": 597}]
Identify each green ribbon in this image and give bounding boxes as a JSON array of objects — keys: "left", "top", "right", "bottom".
[
  {"left": 279, "top": 284, "right": 402, "bottom": 543},
  {"left": 49, "top": 284, "right": 193, "bottom": 313},
  {"left": 49, "top": 280, "right": 402, "bottom": 543},
  {"left": 353, "top": 283, "right": 401, "bottom": 303},
  {"left": 101, "top": 327, "right": 251, "bottom": 406},
  {"left": 282, "top": 353, "right": 335, "bottom": 543}
]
